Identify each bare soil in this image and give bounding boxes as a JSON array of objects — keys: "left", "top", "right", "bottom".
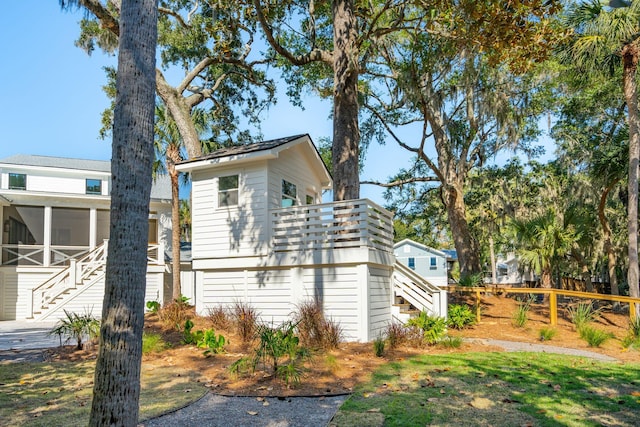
[{"left": 48, "top": 293, "right": 639, "bottom": 398}]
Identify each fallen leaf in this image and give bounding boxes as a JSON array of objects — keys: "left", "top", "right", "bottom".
[
  {"left": 247, "top": 411, "right": 258, "bottom": 416},
  {"left": 631, "top": 391, "right": 640, "bottom": 397}
]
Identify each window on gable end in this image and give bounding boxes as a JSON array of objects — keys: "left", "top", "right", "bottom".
[
  {"left": 218, "top": 175, "right": 239, "bottom": 207},
  {"left": 430, "top": 257, "right": 437, "bottom": 270},
  {"left": 281, "top": 180, "right": 297, "bottom": 207},
  {"left": 408, "top": 257, "right": 415, "bottom": 270}
]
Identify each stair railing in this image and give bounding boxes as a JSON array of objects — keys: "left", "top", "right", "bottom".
[{"left": 393, "top": 260, "right": 447, "bottom": 318}]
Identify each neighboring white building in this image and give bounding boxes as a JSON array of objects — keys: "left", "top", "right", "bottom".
[
  {"left": 0, "top": 154, "right": 172, "bottom": 321},
  {"left": 176, "top": 134, "right": 446, "bottom": 342},
  {"left": 393, "top": 239, "right": 449, "bottom": 287},
  {"left": 486, "top": 253, "right": 523, "bottom": 285}
]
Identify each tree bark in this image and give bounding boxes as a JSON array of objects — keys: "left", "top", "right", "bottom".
[
  {"left": 167, "top": 144, "right": 182, "bottom": 302},
  {"left": 599, "top": 180, "right": 620, "bottom": 296},
  {"left": 489, "top": 235, "right": 497, "bottom": 284},
  {"left": 89, "top": 0, "right": 157, "bottom": 425},
  {"left": 623, "top": 45, "right": 640, "bottom": 309},
  {"left": 332, "top": 0, "right": 360, "bottom": 201},
  {"left": 444, "top": 184, "right": 482, "bottom": 278}
]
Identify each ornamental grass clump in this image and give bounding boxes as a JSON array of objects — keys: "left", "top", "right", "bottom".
[
  {"left": 512, "top": 299, "right": 532, "bottom": 328},
  {"left": 579, "top": 325, "right": 614, "bottom": 348},
  {"left": 538, "top": 327, "right": 557, "bottom": 342},
  {"left": 567, "top": 302, "right": 602, "bottom": 331},
  {"left": 294, "top": 300, "right": 343, "bottom": 350},
  {"left": 49, "top": 309, "right": 100, "bottom": 350},
  {"left": 232, "top": 301, "right": 259, "bottom": 344}
]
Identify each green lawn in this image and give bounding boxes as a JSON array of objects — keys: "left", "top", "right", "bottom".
[
  {"left": 331, "top": 352, "right": 640, "bottom": 427},
  {"left": 0, "top": 360, "right": 206, "bottom": 426}
]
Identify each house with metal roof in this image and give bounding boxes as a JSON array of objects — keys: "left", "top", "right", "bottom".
[
  {"left": 176, "top": 134, "right": 447, "bottom": 342},
  {"left": 393, "top": 239, "right": 449, "bottom": 287},
  {"left": 0, "top": 154, "right": 172, "bottom": 321}
]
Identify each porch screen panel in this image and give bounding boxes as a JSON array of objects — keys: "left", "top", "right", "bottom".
[
  {"left": 52, "top": 208, "right": 90, "bottom": 246},
  {"left": 96, "top": 209, "right": 110, "bottom": 243},
  {"left": 2, "top": 206, "right": 44, "bottom": 265}
]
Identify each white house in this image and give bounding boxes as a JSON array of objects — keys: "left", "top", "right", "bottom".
[
  {"left": 176, "top": 134, "right": 447, "bottom": 342},
  {"left": 0, "top": 154, "right": 172, "bottom": 321},
  {"left": 393, "top": 239, "right": 449, "bottom": 287},
  {"left": 485, "top": 253, "right": 523, "bottom": 285}
]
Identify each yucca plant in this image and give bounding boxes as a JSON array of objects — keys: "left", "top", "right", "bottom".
[
  {"left": 567, "top": 302, "right": 601, "bottom": 331},
  {"left": 49, "top": 310, "right": 100, "bottom": 350}
]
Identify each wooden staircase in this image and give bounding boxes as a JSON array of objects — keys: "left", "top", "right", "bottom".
[
  {"left": 30, "top": 242, "right": 108, "bottom": 321},
  {"left": 392, "top": 260, "right": 447, "bottom": 323}
]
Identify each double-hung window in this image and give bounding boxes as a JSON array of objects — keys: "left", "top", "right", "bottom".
[
  {"left": 218, "top": 175, "right": 239, "bottom": 207},
  {"left": 9, "top": 173, "right": 26, "bottom": 190},
  {"left": 430, "top": 257, "right": 437, "bottom": 270},
  {"left": 408, "top": 257, "right": 416, "bottom": 270}
]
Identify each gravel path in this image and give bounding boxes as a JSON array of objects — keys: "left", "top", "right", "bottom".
[{"left": 139, "top": 393, "right": 347, "bottom": 427}]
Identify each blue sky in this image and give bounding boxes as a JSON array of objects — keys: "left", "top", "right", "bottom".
[{"left": 0, "top": 3, "right": 552, "bottom": 206}]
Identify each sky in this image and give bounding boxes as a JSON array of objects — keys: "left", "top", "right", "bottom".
[{"left": 0, "top": 2, "right": 553, "bottom": 207}]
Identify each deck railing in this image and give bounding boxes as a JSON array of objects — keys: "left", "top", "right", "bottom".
[{"left": 270, "top": 199, "right": 394, "bottom": 253}]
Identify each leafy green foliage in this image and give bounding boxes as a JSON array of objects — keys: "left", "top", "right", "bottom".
[
  {"left": 407, "top": 312, "right": 447, "bottom": 345},
  {"left": 181, "top": 319, "right": 203, "bottom": 345},
  {"left": 252, "top": 322, "right": 310, "bottom": 385},
  {"left": 578, "top": 326, "right": 614, "bottom": 348},
  {"left": 146, "top": 301, "right": 160, "bottom": 313},
  {"left": 447, "top": 304, "right": 476, "bottom": 329},
  {"left": 457, "top": 273, "right": 484, "bottom": 287},
  {"left": 197, "top": 329, "right": 226, "bottom": 357},
  {"left": 373, "top": 338, "right": 385, "bottom": 357},
  {"left": 49, "top": 310, "right": 100, "bottom": 350},
  {"left": 567, "top": 302, "right": 602, "bottom": 331},
  {"left": 512, "top": 299, "right": 532, "bottom": 328},
  {"left": 438, "top": 336, "right": 463, "bottom": 349},
  {"left": 538, "top": 327, "right": 557, "bottom": 342}
]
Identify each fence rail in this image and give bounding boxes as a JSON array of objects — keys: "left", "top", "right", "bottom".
[{"left": 447, "top": 285, "right": 640, "bottom": 325}]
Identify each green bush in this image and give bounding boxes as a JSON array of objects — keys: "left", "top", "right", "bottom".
[
  {"left": 447, "top": 304, "right": 476, "bottom": 329},
  {"left": 197, "top": 329, "right": 226, "bottom": 357},
  {"left": 539, "top": 327, "right": 557, "bottom": 341},
  {"left": 253, "top": 321, "right": 310, "bottom": 385},
  {"left": 373, "top": 337, "right": 385, "bottom": 357},
  {"left": 146, "top": 300, "right": 161, "bottom": 313},
  {"left": 49, "top": 310, "right": 100, "bottom": 350},
  {"left": 407, "top": 311, "right": 447, "bottom": 345},
  {"left": 567, "top": 302, "right": 602, "bottom": 331},
  {"left": 142, "top": 332, "right": 169, "bottom": 354},
  {"left": 439, "top": 336, "right": 463, "bottom": 349},
  {"left": 579, "top": 326, "right": 614, "bottom": 347},
  {"left": 181, "top": 319, "right": 203, "bottom": 345},
  {"left": 458, "top": 273, "right": 483, "bottom": 287},
  {"left": 629, "top": 315, "right": 640, "bottom": 339}
]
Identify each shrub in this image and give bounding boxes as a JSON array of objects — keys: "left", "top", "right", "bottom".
[
  {"left": 621, "top": 334, "right": 640, "bottom": 350},
  {"left": 158, "top": 299, "right": 192, "bottom": 331},
  {"left": 181, "top": 319, "right": 203, "bottom": 345},
  {"left": 146, "top": 300, "right": 160, "bottom": 313},
  {"left": 142, "top": 332, "right": 169, "bottom": 354},
  {"left": 439, "top": 336, "right": 463, "bottom": 349},
  {"left": 373, "top": 337, "right": 385, "bottom": 357},
  {"left": 49, "top": 309, "right": 100, "bottom": 350},
  {"left": 385, "top": 322, "right": 409, "bottom": 349},
  {"left": 567, "top": 302, "right": 602, "bottom": 331},
  {"left": 447, "top": 304, "right": 476, "bottom": 329},
  {"left": 252, "top": 321, "right": 310, "bottom": 385},
  {"left": 539, "top": 327, "right": 557, "bottom": 342},
  {"left": 458, "top": 273, "right": 483, "bottom": 287},
  {"left": 512, "top": 298, "right": 532, "bottom": 328},
  {"left": 579, "top": 326, "right": 614, "bottom": 347},
  {"left": 294, "top": 301, "right": 343, "bottom": 349},
  {"left": 206, "top": 305, "right": 231, "bottom": 330},
  {"left": 197, "top": 329, "right": 226, "bottom": 357},
  {"left": 407, "top": 311, "right": 447, "bottom": 345},
  {"left": 232, "top": 301, "right": 259, "bottom": 343}
]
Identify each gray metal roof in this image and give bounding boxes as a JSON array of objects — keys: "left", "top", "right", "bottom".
[
  {"left": 0, "top": 154, "right": 172, "bottom": 201},
  {"left": 0, "top": 154, "right": 111, "bottom": 173},
  {"left": 178, "top": 134, "right": 308, "bottom": 164}
]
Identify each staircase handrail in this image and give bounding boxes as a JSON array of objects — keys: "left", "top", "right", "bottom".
[{"left": 393, "top": 260, "right": 447, "bottom": 317}]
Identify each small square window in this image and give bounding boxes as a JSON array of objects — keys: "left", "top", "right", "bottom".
[
  {"left": 281, "top": 180, "right": 297, "bottom": 207},
  {"left": 430, "top": 257, "right": 437, "bottom": 270},
  {"left": 408, "top": 257, "right": 415, "bottom": 270},
  {"left": 218, "top": 175, "right": 239, "bottom": 207},
  {"left": 86, "top": 179, "right": 102, "bottom": 195},
  {"left": 306, "top": 195, "right": 314, "bottom": 205},
  {"left": 9, "top": 173, "right": 26, "bottom": 190}
]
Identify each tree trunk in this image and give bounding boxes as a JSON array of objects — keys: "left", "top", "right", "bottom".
[
  {"left": 332, "top": 0, "right": 360, "bottom": 201},
  {"left": 89, "top": 0, "right": 157, "bottom": 425},
  {"left": 541, "top": 267, "right": 552, "bottom": 289},
  {"left": 167, "top": 145, "right": 182, "bottom": 302},
  {"left": 489, "top": 235, "right": 497, "bottom": 284},
  {"left": 444, "top": 184, "right": 481, "bottom": 278},
  {"left": 599, "top": 180, "right": 620, "bottom": 296},
  {"left": 623, "top": 45, "right": 640, "bottom": 310}
]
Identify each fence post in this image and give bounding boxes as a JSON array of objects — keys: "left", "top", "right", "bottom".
[
  {"left": 549, "top": 291, "right": 558, "bottom": 326},
  {"left": 475, "top": 289, "right": 482, "bottom": 323},
  {"left": 631, "top": 302, "right": 637, "bottom": 322}
]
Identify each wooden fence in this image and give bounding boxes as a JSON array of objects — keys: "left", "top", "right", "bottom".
[{"left": 447, "top": 285, "right": 640, "bottom": 326}]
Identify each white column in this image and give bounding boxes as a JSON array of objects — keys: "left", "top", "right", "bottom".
[
  {"left": 89, "top": 208, "right": 97, "bottom": 250},
  {"left": 43, "top": 206, "right": 52, "bottom": 267}
]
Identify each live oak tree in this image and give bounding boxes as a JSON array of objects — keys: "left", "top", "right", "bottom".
[
  {"left": 62, "top": 0, "right": 275, "bottom": 301},
  {"left": 361, "top": 1, "right": 561, "bottom": 277},
  {"left": 86, "top": 0, "right": 157, "bottom": 425}
]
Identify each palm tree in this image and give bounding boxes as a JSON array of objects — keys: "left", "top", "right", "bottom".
[
  {"left": 88, "top": 0, "right": 158, "bottom": 424},
  {"left": 154, "top": 105, "right": 207, "bottom": 302},
  {"left": 563, "top": 0, "right": 640, "bottom": 303},
  {"left": 511, "top": 209, "right": 578, "bottom": 289}
]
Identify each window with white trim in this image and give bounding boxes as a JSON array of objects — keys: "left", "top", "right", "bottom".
[
  {"left": 218, "top": 175, "right": 239, "bottom": 207},
  {"left": 430, "top": 257, "right": 437, "bottom": 270},
  {"left": 408, "top": 257, "right": 415, "bottom": 270},
  {"left": 9, "top": 173, "right": 26, "bottom": 190},
  {"left": 281, "top": 180, "right": 297, "bottom": 207}
]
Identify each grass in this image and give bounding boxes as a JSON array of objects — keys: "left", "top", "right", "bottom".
[
  {"left": 0, "top": 360, "right": 206, "bottom": 426},
  {"left": 331, "top": 352, "right": 640, "bottom": 427}
]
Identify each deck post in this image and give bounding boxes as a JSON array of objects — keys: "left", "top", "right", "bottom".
[
  {"left": 549, "top": 291, "right": 558, "bottom": 326},
  {"left": 475, "top": 289, "right": 481, "bottom": 323}
]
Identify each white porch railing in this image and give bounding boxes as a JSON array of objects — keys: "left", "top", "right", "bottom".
[
  {"left": 0, "top": 244, "right": 91, "bottom": 267},
  {"left": 393, "top": 260, "right": 448, "bottom": 318},
  {"left": 270, "top": 199, "right": 394, "bottom": 253}
]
